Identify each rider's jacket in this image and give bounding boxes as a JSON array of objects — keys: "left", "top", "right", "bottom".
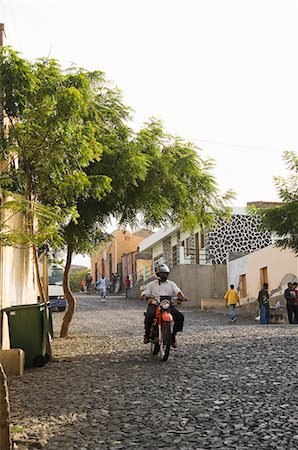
[{"left": 142, "top": 279, "right": 182, "bottom": 305}]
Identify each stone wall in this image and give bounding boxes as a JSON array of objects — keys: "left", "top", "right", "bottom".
[{"left": 205, "top": 214, "right": 271, "bottom": 264}]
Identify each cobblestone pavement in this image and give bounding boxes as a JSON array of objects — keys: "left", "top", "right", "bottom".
[{"left": 9, "top": 294, "right": 298, "bottom": 450}]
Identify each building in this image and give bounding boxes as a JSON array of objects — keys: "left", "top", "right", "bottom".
[
  {"left": 137, "top": 206, "right": 272, "bottom": 306},
  {"left": 227, "top": 245, "right": 298, "bottom": 304},
  {"left": 0, "top": 23, "right": 39, "bottom": 350},
  {"left": 91, "top": 229, "right": 152, "bottom": 286}
]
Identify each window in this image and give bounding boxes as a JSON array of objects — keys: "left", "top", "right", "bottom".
[
  {"left": 200, "top": 232, "right": 205, "bottom": 248},
  {"left": 185, "top": 237, "right": 191, "bottom": 256},
  {"left": 239, "top": 274, "right": 247, "bottom": 298},
  {"left": 172, "top": 245, "right": 178, "bottom": 266},
  {"left": 48, "top": 265, "right": 63, "bottom": 286},
  {"left": 260, "top": 267, "right": 268, "bottom": 287}
]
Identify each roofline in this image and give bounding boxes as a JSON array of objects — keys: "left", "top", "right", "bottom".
[{"left": 139, "top": 225, "right": 178, "bottom": 252}]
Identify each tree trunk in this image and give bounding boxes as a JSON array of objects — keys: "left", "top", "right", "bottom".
[
  {"left": 60, "top": 246, "right": 75, "bottom": 338},
  {"left": 32, "top": 245, "right": 52, "bottom": 358},
  {"left": 0, "top": 363, "right": 12, "bottom": 450},
  {"left": 32, "top": 244, "right": 46, "bottom": 303}
]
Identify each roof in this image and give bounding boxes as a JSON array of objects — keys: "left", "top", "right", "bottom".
[{"left": 139, "top": 225, "right": 178, "bottom": 252}]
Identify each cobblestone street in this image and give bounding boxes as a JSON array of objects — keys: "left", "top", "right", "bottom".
[{"left": 8, "top": 294, "right": 298, "bottom": 450}]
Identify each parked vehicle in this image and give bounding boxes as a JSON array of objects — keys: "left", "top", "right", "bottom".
[
  {"left": 48, "top": 265, "right": 67, "bottom": 312},
  {"left": 145, "top": 295, "right": 175, "bottom": 362}
]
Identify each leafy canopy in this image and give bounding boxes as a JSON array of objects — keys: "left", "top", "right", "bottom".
[
  {"left": 256, "top": 151, "right": 298, "bottom": 255},
  {"left": 1, "top": 46, "right": 235, "bottom": 258}
]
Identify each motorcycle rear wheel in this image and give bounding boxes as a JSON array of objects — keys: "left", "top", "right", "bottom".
[{"left": 160, "top": 322, "right": 171, "bottom": 361}]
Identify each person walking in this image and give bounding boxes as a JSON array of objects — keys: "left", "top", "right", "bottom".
[
  {"left": 284, "top": 282, "right": 296, "bottom": 324},
  {"left": 80, "top": 279, "right": 85, "bottom": 292},
  {"left": 125, "top": 275, "right": 131, "bottom": 299},
  {"left": 85, "top": 272, "right": 92, "bottom": 292},
  {"left": 224, "top": 284, "right": 240, "bottom": 323},
  {"left": 293, "top": 281, "right": 298, "bottom": 324},
  {"left": 258, "top": 283, "right": 270, "bottom": 325},
  {"left": 96, "top": 275, "right": 108, "bottom": 302}
]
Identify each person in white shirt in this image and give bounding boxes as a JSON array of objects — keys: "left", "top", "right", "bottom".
[
  {"left": 141, "top": 263, "right": 188, "bottom": 347},
  {"left": 96, "top": 276, "right": 108, "bottom": 302}
]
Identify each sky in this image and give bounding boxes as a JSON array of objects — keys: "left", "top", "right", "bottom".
[{"left": 1, "top": 0, "right": 297, "bottom": 266}]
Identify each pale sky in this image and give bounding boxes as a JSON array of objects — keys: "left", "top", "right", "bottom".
[{"left": 1, "top": 0, "right": 297, "bottom": 210}]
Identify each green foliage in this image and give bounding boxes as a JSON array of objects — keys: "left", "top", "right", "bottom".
[
  {"left": 0, "top": 190, "right": 64, "bottom": 247},
  {"left": 0, "top": 47, "right": 117, "bottom": 250},
  {"left": 1, "top": 46, "right": 234, "bottom": 260},
  {"left": 256, "top": 151, "right": 298, "bottom": 255},
  {"left": 69, "top": 268, "right": 89, "bottom": 292},
  {"left": 94, "top": 118, "right": 234, "bottom": 230}
]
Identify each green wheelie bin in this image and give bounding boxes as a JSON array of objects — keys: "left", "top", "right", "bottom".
[{"left": 3, "top": 302, "right": 50, "bottom": 368}]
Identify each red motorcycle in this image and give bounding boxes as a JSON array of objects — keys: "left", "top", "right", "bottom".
[{"left": 147, "top": 296, "right": 176, "bottom": 362}]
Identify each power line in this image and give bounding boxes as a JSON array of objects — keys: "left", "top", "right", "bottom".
[{"left": 191, "top": 138, "right": 293, "bottom": 153}]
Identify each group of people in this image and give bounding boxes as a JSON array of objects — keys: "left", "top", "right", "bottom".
[
  {"left": 223, "top": 280, "right": 298, "bottom": 325},
  {"left": 80, "top": 272, "right": 131, "bottom": 302},
  {"left": 257, "top": 281, "right": 298, "bottom": 325},
  {"left": 284, "top": 281, "right": 298, "bottom": 324}
]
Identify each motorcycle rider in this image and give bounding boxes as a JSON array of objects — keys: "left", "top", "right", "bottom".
[{"left": 141, "top": 263, "right": 188, "bottom": 348}]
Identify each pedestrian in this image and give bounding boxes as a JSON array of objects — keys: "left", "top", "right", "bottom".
[
  {"left": 125, "top": 275, "right": 131, "bottom": 299},
  {"left": 112, "top": 273, "right": 117, "bottom": 293},
  {"left": 284, "top": 282, "right": 296, "bottom": 324},
  {"left": 258, "top": 283, "right": 270, "bottom": 325},
  {"left": 80, "top": 279, "right": 85, "bottom": 292},
  {"left": 293, "top": 282, "right": 298, "bottom": 324},
  {"left": 96, "top": 275, "right": 108, "bottom": 302},
  {"left": 85, "top": 272, "right": 92, "bottom": 292},
  {"left": 224, "top": 284, "right": 240, "bottom": 323},
  {"left": 114, "top": 273, "right": 120, "bottom": 294}
]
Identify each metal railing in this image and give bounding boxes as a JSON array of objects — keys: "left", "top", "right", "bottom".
[{"left": 131, "top": 264, "right": 155, "bottom": 288}]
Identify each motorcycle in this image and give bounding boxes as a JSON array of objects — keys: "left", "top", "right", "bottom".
[{"left": 145, "top": 295, "right": 177, "bottom": 362}]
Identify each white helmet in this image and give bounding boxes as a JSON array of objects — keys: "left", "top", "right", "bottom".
[{"left": 155, "top": 263, "right": 170, "bottom": 275}]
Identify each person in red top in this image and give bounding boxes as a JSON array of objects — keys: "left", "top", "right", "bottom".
[
  {"left": 125, "top": 275, "right": 131, "bottom": 299},
  {"left": 293, "top": 281, "right": 298, "bottom": 324}
]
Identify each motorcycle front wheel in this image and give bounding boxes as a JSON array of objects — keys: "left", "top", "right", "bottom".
[{"left": 160, "top": 322, "right": 171, "bottom": 361}]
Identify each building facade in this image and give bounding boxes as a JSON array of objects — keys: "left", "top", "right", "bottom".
[
  {"left": 91, "top": 229, "right": 152, "bottom": 285},
  {"left": 227, "top": 245, "right": 298, "bottom": 304}
]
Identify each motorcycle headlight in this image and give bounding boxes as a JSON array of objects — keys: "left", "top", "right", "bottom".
[{"left": 160, "top": 299, "right": 171, "bottom": 310}]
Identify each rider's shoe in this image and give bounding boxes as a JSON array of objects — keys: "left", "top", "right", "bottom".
[
  {"left": 171, "top": 337, "right": 177, "bottom": 348},
  {"left": 143, "top": 335, "right": 150, "bottom": 344}
]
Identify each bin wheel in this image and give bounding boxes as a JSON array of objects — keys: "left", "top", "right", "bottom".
[
  {"left": 33, "top": 354, "right": 46, "bottom": 367},
  {"left": 58, "top": 307, "right": 66, "bottom": 312},
  {"left": 45, "top": 352, "right": 50, "bottom": 363}
]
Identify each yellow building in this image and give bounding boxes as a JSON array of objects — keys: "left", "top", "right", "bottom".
[{"left": 91, "top": 229, "right": 152, "bottom": 284}]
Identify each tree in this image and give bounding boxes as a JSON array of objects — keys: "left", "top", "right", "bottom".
[
  {"left": 256, "top": 151, "right": 298, "bottom": 255},
  {"left": 1, "top": 47, "right": 235, "bottom": 338},
  {"left": 59, "top": 118, "right": 234, "bottom": 336},
  {"left": 0, "top": 47, "right": 113, "bottom": 301}
]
